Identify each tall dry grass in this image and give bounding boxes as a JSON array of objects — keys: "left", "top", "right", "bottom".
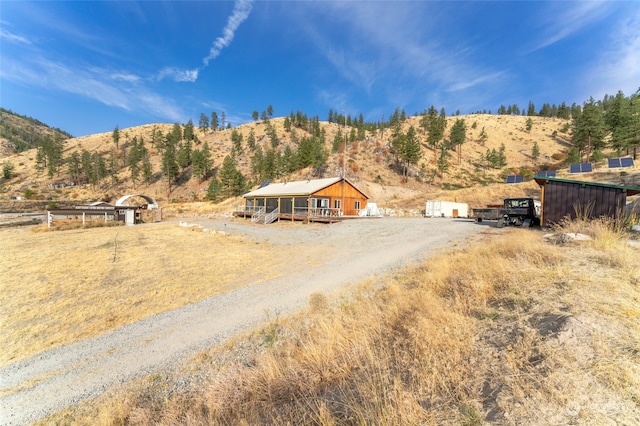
[
  {"left": 42, "top": 222, "right": 640, "bottom": 425},
  {"left": 0, "top": 223, "right": 290, "bottom": 366}
]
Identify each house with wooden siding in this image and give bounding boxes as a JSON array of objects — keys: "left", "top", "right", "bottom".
[
  {"left": 534, "top": 176, "right": 640, "bottom": 226},
  {"left": 238, "top": 177, "right": 369, "bottom": 223}
]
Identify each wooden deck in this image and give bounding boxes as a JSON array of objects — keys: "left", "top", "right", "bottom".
[{"left": 234, "top": 210, "right": 342, "bottom": 224}]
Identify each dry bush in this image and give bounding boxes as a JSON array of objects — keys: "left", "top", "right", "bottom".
[{"left": 40, "top": 226, "right": 640, "bottom": 425}]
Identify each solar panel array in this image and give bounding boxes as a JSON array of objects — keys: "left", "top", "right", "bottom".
[
  {"left": 506, "top": 175, "right": 524, "bottom": 184},
  {"left": 536, "top": 170, "right": 557, "bottom": 177},
  {"left": 608, "top": 157, "right": 635, "bottom": 168},
  {"left": 569, "top": 163, "right": 593, "bottom": 173}
]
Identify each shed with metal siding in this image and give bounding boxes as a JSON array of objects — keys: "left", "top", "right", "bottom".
[{"left": 534, "top": 176, "right": 640, "bottom": 226}]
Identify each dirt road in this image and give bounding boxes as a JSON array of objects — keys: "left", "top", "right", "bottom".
[{"left": 0, "top": 217, "right": 490, "bottom": 425}]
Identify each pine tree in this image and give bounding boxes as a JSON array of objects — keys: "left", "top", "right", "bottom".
[
  {"left": 162, "top": 140, "right": 179, "bottom": 193},
  {"left": 211, "top": 112, "right": 219, "bottom": 131},
  {"left": 183, "top": 119, "right": 195, "bottom": 143},
  {"left": 198, "top": 113, "right": 210, "bottom": 133},
  {"left": 427, "top": 107, "right": 447, "bottom": 163},
  {"left": 400, "top": 126, "right": 421, "bottom": 181},
  {"left": 219, "top": 154, "right": 245, "bottom": 197},
  {"left": 450, "top": 118, "right": 467, "bottom": 164},
  {"left": 247, "top": 129, "right": 256, "bottom": 151},
  {"left": 112, "top": 125, "right": 120, "bottom": 149},
  {"left": 525, "top": 117, "right": 533, "bottom": 132},
  {"left": 572, "top": 98, "right": 606, "bottom": 162},
  {"left": 532, "top": 141, "right": 540, "bottom": 160},
  {"left": 206, "top": 178, "right": 222, "bottom": 202}
]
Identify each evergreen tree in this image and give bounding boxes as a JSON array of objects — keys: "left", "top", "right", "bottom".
[
  {"left": 247, "top": 128, "right": 256, "bottom": 151},
  {"left": 198, "top": 113, "right": 210, "bottom": 133},
  {"left": 572, "top": 98, "right": 606, "bottom": 162},
  {"left": 231, "top": 129, "right": 244, "bottom": 154},
  {"left": 527, "top": 101, "right": 536, "bottom": 116},
  {"left": 112, "top": 125, "right": 120, "bottom": 149},
  {"left": 219, "top": 154, "right": 245, "bottom": 197},
  {"left": 449, "top": 118, "right": 467, "bottom": 164},
  {"left": 399, "top": 126, "right": 421, "bottom": 181},
  {"left": 177, "top": 138, "right": 192, "bottom": 170},
  {"left": 206, "top": 178, "right": 222, "bottom": 202},
  {"left": 128, "top": 137, "right": 142, "bottom": 185},
  {"left": 211, "top": 112, "right": 219, "bottom": 131},
  {"left": 525, "top": 117, "right": 533, "bottom": 132},
  {"left": 183, "top": 119, "right": 195, "bottom": 142},
  {"left": 141, "top": 155, "right": 153, "bottom": 184},
  {"left": 252, "top": 110, "right": 259, "bottom": 121},
  {"left": 162, "top": 140, "right": 179, "bottom": 193},
  {"left": 2, "top": 161, "right": 15, "bottom": 180},
  {"left": 532, "top": 141, "right": 540, "bottom": 160},
  {"left": 66, "top": 152, "right": 81, "bottom": 184},
  {"left": 427, "top": 107, "right": 447, "bottom": 162}
]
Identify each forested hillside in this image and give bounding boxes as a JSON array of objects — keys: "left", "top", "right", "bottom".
[
  {"left": 0, "top": 108, "right": 73, "bottom": 155},
  {"left": 1, "top": 90, "right": 638, "bottom": 210}
]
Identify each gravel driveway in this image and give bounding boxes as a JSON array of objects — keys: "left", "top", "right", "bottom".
[{"left": 0, "top": 217, "right": 489, "bottom": 425}]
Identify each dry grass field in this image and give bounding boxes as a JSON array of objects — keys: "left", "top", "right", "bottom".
[
  {"left": 0, "top": 222, "right": 302, "bottom": 367},
  {"left": 39, "top": 218, "right": 640, "bottom": 425}
]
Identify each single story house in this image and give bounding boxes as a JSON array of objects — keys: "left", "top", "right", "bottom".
[
  {"left": 534, "top": 176, "right": 640, "bottom": 226},
  {"left": 239, "top": 177, "right": 369, "bottom": 223}
]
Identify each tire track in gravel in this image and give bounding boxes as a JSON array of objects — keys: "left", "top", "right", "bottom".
[{"left": 0, "top": 218, "right": 488, "bottom": 425}]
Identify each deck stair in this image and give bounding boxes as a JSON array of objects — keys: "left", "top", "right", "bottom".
[
  {"left": 251, "top": 207, "right": 265, "bottom": 223},
  {"left": 262, "top": 208, "right": 279, "bottom": 224}
]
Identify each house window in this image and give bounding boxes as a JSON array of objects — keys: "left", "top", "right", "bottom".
[
  {"left": 355, "top": 201, "right": 361, "bottom": 210},
  {"left": 334, "top": 199, "right": 341, "bottom": 209}
]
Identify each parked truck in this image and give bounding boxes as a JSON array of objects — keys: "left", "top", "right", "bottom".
[{"left": 473, "top": 198, "right": 541, "bottom": 228}]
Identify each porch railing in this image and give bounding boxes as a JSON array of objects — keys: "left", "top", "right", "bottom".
[
  {"left": 263, "top": 208, "right": 279, "bottom": 224},
  {"left": 251, "top": 206, "right": 265, "bottom": 223}
]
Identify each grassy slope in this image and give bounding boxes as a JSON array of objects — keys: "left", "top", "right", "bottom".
[
  {"left": 44, "top": 220, "right": 640, "bottom": 425},
  {"left": 5, "top": 114, "right": 638, "bottom": 212}
]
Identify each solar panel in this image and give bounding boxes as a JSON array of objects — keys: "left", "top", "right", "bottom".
[
  {"left": 536, "top": 170, "right": 556, "bottom": 177},
  {"left": 506, "top": 175, "right": 524, "bottom": 184},
  {"left": 621, "top": 157, "right": 634, "bottom": 167},
  {"left": 569, "top": 163, "right": 592, "bottom": 173},
  {"left": 258, "top": 179, "right": 272, "bottom": 189},
  {"left": 608, "top": 158, "right": 622, "bottom": 168}
]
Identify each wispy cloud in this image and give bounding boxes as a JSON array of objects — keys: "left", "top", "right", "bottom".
[
  {"left": 203, "top": 0, "right": 253, "bottom": 66},
  {"left": 157, "top": 67, "right": 199, "bottom": 83},
  {"left": 3, "top": 55, "right": 184, "bottom": 122},
  {"left": 587, "top": 9, "right": 640, "bottom": 99},
  {"left": 0, "top": 28, "right": 32, "bottom": 45},
  {"left": 446, "top": 71, "right": 508, "bottom": 92},
  {"left": 528, "top": 1, "right": 612, "bottom": 52},
  {"left": 159, "top": 0, "right": 253, "bottom": 83}
]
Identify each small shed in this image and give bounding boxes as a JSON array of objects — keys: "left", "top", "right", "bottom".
[
  {"left": 534, "top": 176, "right": 640, "bottom": 226},
  {"left": 240, "top": 177, "right": 369, "bottom": 222},
  {"left": 47, "top": 202, "right": 140, "bottom": 227},
  {"left": 425, "top": 200, "right": 469, "bottom": 218}
]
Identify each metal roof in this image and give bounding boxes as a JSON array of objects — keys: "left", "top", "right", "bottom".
[
  {"left": 534, "top": 176, "right": 640, "bottom": 196},
  {"left": 243, "top": 177, "right": 368, "bottom": 198}
]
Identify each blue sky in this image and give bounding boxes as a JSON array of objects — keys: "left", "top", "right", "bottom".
[{"left": 1, "top": 1, "right": 639, "bottom": 137}]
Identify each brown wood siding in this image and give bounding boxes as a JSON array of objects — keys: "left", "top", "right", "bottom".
[
  {"left": 313, "top": 181, "right": 368, "bottom": 216},
  {"left": 541, "top": 180, "right": 627, "bottom": 226}
]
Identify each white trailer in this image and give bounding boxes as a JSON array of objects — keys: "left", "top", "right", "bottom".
[{"left": 425, "top": 200, "right": 469, "bottom": 218}]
